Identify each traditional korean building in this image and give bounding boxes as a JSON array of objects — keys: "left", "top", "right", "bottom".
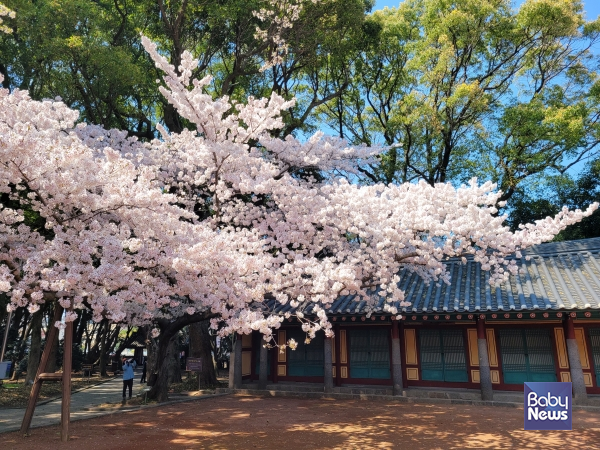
[{"left": 230, "top": 237, "right": 600, "bottom": 403}]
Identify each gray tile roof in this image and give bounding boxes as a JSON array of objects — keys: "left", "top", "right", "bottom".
[{"left": 269, "top": 237, "right": 600, "bottom": 316}]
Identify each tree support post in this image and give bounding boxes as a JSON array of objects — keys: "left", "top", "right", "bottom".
[
  {"left": 61, "top": 317, "right": 73, "bottom": 442},
  {"left": 258, "top": 337, "right": 268, "bottom": 390},
  {"left": 21, "top": 304, "right": 64, "bottom": 435},
  {"left": 233, "top": 333, "right": 242, "bottom": 389},
  {"left": 477, "top": 318, "right": 493, "bottom": 402},
  {"left": 391, "top": 320, "right": 404, "bottom": 396},
  {"left": 565, "top": 316, "right": 588, "bottom": 404},
  {"left": 323, "top": 337, "right": 334, "bottom": 394}
]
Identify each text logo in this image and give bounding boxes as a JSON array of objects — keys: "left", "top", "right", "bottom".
[{"left": 524, "top": 382, "right": 571, "bottom": 430}]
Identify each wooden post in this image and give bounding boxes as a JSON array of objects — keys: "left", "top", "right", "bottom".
[
  {"left": 334, "top": 324, "right": 341, "bottom": 387},
  {"left": 233, "top": 334, "right": 242, "bottom": 389},
  {"left": 271, "top": 340, "right": 278, "bottom": 384},
  {"left": 228, "top": 335, "right": 235, "bottom": 389},
  {"left": 258, "top": 337, "right": 268, "bottom": 390},
  {"left": 391, "top": 320, "right": 403, "bottom": 396},
  {"left": 477, "top": 318, "right": 493, "bottom": 401},
  {"left": 565, "top": 316, "right": 588, "bottom": 404},
  {"left": 323, "top": 337, "right": 334, "bottom": 393},
  {"left": 21, "top": 304, "right": 64, "bottom": 435},
  {"left": 61, "top": 318, "right": 73, "bottom": 442}
]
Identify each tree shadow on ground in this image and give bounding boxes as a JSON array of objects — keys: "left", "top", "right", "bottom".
[{"left": 3, "top": 396, "right": 600, "bottom": 449}]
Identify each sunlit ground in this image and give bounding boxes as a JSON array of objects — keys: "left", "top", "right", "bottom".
[{"left": 3, "top": 395, "right": 600, "bottom": 449}]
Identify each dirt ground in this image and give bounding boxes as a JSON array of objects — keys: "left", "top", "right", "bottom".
[{"left": 3, "top": 395, "right": 600, "bottom": 449}]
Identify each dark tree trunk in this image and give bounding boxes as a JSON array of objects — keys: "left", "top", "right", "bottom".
[
  {"left": 8, "top": 307, "right": 24, "bottom": 379},
  {"left": 146, "top": 312, "right": 215, "bottom": 402},
  {"left": 10, "top": 310, "right": 32, "bottom": 379},
  {"left": 46, "top": 306, "right": 60, "bottom": 374},
  {"left": 98, "top": 319, "right": 114, "bottom": 377},
  {"left": 25, "top": 308, "right": 43, "bottom": 384},
  {"left": 0, "top": 293, "right": 8, "bottom": 332},
  {"left": 190, "top": 320, "right": 217, "bottom": 388},
  {"left": 74, "top": 309, "right": 90, "bottom": 346},
  {"left": 166, "top": 338, "right": 182, "bottom": 384},
  {"left": 146, "top": 330, "right": 158, "bottom": 386},
  {"left": 147, "top": 330, "right": 177, "bottom": 402}
]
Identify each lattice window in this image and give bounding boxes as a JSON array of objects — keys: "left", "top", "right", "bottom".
[
  {"left": 589, "top": 329, "right": 600, "bottom": 384},
  {"left": 419, "top": 329, "right": 468, "bottom": 382},
  {"left": 286, "top": 329, "right": 324, "bottom": 377},
  {"left": 499, "top": 329, "right": 556, "bottom": 384},
  {"left": 349, "top": 329, "right": 391, "bottom": 379}
]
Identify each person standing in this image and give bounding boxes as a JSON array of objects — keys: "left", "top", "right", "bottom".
[{"left": 122, "top": 359, "right": 134, "bottom": 400}]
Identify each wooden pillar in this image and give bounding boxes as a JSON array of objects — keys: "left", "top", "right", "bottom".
[
  {"left": 21, "top": 304, "right": 64, "bottom": 434},
  {"left": 233, "top": 333, "right": 242, "bottom": 389},
  {"left": 228, "top": 336, "right": 235, "bottom": 389},
  {"left": 477, "top": 318, "right": 493, "bottom": 401},
  {"left": 565, "top": 317, "right": 588, "bottom": 404},
  {"left": 391, "top": 320, "right": 404, "bottom": 396},
  {"left": 334, "top": 324, "right": 341, "bottom": 387},
  {"left": 258, "top": 337, "right": 268, "bottom": 390},
  {"left": 324, "top": 337, "right": 334, "bottom": 393},
  {"left": 271, "top": 341, "right": 278, "bottom": 384},
  {"left": 61, "top": 318, "right": 73, "bottom": 442}
]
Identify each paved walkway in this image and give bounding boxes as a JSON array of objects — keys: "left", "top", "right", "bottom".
[{"left": 0, "top": 373, "right": 147, "bottom": 434}]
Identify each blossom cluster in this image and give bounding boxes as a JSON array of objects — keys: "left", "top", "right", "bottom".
[
  {"left": 252, "top": 0, "right": 321, "bottom": 71},
  {"left": 0, "top": 3, "right": 15, "bottom": 34},
  {"left": 0, "top": 27, "right": 597, "bottom": 342}
]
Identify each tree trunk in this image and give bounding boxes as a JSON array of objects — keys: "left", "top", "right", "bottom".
[
  {"left": 166, "top": 338, "right": 182, "bottom": 384},
  {"left": 74, "top": 309, "right": 90, "bottom": 346},
  {"left": 46, "top": 306, "right": 60, "bottom": 374},
  {"left": 146, "top": 312, "right": 215, "bottom": 402},
  {"left": 99, "top": 319, "right": 109, "bottom": 376},
  {"left": 8, "top": 307, "right": 24, "bottom": 379},
  {"left": 10, "top": 310, "right": 32, "bottom": 380},
  {"left": 25, "top": 308, "right": 43, "bottom": 384},
  {"left": 147, "top": 331, "right": 177, "bottom": 402},
  {"left": 189, "top": 320, "right": 217, "bottom": 388}
]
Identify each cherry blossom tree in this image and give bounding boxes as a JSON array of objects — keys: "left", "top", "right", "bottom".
[{"left": 0, "top": 21, "right": 597, "bottom": 400}]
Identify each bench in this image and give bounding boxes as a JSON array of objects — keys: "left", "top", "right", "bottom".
[{"left": 82, "top": 364, "right": 96, "bottom": 382}]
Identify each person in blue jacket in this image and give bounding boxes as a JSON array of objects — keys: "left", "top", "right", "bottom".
[{"left": 122, "top": 358, "right": 134, "bottom": 400}]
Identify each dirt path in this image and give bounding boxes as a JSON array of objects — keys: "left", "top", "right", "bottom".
[{"left": 3, "top": 395, "right": 600, "bottom": 449}]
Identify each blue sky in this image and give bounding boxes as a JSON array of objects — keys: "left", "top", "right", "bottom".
[{"left": 373, "top": 0, "right": 600, "bottom": 20}]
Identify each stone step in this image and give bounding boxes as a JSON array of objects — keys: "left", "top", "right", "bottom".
[
  {"left": 403, "top": 388, "right": 481, "bottom": 401},
  {"left": 334, "top": 387, "right": 393, "bottom": 396}
]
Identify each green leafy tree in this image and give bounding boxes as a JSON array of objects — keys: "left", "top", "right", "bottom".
[
  {"left": 508, "top": 158, "right": 600, "bottom": 240},
  {"left": 320, "top": 0, "right": 600, "bottom": 204},
  {"left": 0, "top": 0, "right": 158, "bottom": 138}
]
